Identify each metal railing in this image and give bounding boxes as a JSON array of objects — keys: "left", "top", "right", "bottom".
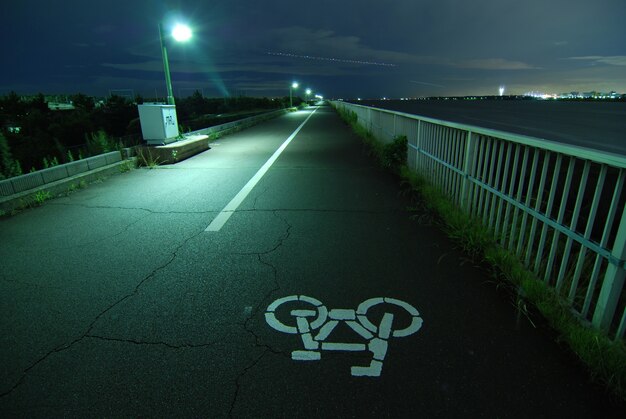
[{"left": 332, "top": 101, "right": 626, "bottom": 340}]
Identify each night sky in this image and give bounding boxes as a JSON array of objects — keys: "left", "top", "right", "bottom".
[{"left": 2, "top": 0, "right": 625, "bottom": 98}]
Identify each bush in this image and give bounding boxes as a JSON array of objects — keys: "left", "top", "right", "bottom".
[{"left": 86, "top": 130, "right": 118, "bottom": 155}]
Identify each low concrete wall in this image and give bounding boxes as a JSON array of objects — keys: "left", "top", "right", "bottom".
[
  {"left": 0, "top": 151, "right": 123, "bottom": 198},
  {"left": 0, "top": 157, "right": 133, "bottom": 213},
  {"left": 187, "top": 108, "right": 288, "bottom": 137}
]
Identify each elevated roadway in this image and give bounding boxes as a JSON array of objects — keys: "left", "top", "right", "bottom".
[{"left": 0, "top": 105, "right": 623, "bottom": 416}]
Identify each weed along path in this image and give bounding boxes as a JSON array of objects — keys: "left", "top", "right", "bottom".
[{"left": 0, "top": 105, "right": 623, "bottom": 416}]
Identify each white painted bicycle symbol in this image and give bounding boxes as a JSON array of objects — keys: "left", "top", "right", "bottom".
[{"left": 265, "top": 295, "right": 423, "bottom": 377}]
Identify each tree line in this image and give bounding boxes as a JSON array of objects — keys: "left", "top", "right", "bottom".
[{"left": 0, "top": 91, "right": 297, "bottom": 179}]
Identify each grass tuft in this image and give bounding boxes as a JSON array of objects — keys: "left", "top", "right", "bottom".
[
  {"left": 136, "top": 147, "right": 161, "bottom": 168},
  {"left": 33, "top": 190, "right": 52, "bottom": 206}
]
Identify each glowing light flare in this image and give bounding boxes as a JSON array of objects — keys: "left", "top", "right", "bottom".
[
  {"left": 172, "top": 24, "right": 192, "bottom": 42},
  {"left": 499, "top": 86, "right": 505, "bottom": 96},
  {"left": 292, "top": 82, "right": 299, "bottom": 89}
]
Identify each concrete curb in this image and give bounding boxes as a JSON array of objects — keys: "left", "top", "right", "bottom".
[{"left": 0, "top": 159, "right": 135, "bottom": 214}]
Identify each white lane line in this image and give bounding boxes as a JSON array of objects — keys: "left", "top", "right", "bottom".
[{"left": 205, "top": 108, "right": 318, "bottom": 232}]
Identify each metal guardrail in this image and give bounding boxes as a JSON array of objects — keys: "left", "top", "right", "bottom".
[{"left": 332, "top": 101, "right": 626, "bottom": 340}]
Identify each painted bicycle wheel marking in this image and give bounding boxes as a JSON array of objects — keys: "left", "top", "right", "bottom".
[{"left": 265, "top": 295, "right": 423, "bottom": 377}]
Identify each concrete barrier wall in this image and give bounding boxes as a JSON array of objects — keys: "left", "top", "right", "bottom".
[
  {"left": 187, "top": 109, "right": 288, "bottom": 137},
  {"left": 0, "top": 151, "right": 122, "bottom": 197}
]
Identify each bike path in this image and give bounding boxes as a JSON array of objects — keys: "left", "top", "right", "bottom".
[{"left": 0, "top": 105, "right": 623, "bottom": 417}]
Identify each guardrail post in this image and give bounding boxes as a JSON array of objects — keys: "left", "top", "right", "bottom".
[
  {"left": 592, "top": 204, "right": 626, "bottom": 332},
  {"left": 415, "top": 120, "right": 422, "bottom": 170},
  {"left": 393, "top": 114, "right": 397, "bottom": 140},
  {"left": 460, "top": 131, "right": 477, "bottom": 211}
]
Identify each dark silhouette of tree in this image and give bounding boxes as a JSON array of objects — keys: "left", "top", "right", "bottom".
[
  {"left": 71, "top": 93, "right": 95, "bottom": 112},
  {"left": 0, "top": 132, "right": 20, "bottom": 179},
  {"left": 0, "top": 91, "right": 25, "bottom": 122}
]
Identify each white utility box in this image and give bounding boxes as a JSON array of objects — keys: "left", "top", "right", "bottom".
[{"left": 137, "top": 104, "right": 179, "bottom": 145}]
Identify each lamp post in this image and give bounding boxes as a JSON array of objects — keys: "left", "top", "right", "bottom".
[
  {"left": 158, "top": 23, "right": 192, "bottom": 105},
  {"left": 290, "top": 82, "right": 299, "bottom": 107},
  {"left": 305, "top": 88, "right": 312, "bottom": 103}
]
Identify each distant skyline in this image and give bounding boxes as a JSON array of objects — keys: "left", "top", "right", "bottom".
[{"left": 2, "top": 0, "right": 625, "bottom": 98}]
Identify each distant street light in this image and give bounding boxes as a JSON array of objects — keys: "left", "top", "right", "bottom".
[
  {"left": 290, "top": 82, "right": 299, "bottom": 108},
  {"left": 159, "top": 22, "right": 192, "bottom": 105},
  {"left": 305, "top": 88, "right": 312, "bottom": 103}
]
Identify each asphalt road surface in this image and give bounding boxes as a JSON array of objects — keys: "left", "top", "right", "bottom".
[
  {"left": 1, "top": 105, "right": 624, "bottom": 417},
  {"left": 354, "top": 99, "right": 626, "bottom": 156}
]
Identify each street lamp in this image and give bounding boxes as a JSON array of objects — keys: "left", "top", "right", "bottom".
[
  {"left": 159, "top": 22, "right": 192, "bottom": 105},
  {"left": 305, "top": 88, "right": 312, "bottom": 103},
  {"left": 290, "top": 82, "right": 299, "bottom": 108}
]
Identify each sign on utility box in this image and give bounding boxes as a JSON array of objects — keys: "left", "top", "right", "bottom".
[{"left": 137, "top": 104, "right": 179, "bottom": 145}]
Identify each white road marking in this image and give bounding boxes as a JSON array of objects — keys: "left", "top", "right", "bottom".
[
  {"left": 292, "top": 351, "right": 321, "bottom": 361},
  {"left": 322, "top": 342, "right": 366, "bottom": 351},
  {"left": 352, "top": 360, "right": 383, "bottom": 377},
  {"left": 265, "top": 296, "right": 423, "bottom": 377},
  {"left": 205, "top": 108, "right": 318, "bottom": 232},
  {"left": 329, "top": 308, "right": 356, "bottom": 320},
  {"left": 265, "top": 312, "right": 297, "bottom": 334}
]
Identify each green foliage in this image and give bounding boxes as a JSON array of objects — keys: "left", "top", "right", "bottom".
[
  {"left": 70, "top": 93, "right": 95, "bottom": 112},
  {"left": 86, "top": 130, "right": 118, "bottom": 155},
  {"left": 13, "top": 160, "right": 23, "bottom": 176},
  {"left": 33, "top": 190, "right": 52, "bottom": 205},
  {"left": 67, "top": 180, "right": 88, "bottom": 194},
  {"left": 67, "top": 150, "right": 75, "bottom": 162},
  {"left": 0, "top": 132, "right": 22, "bottom": 179},
  {"left": 118, "top": 160, "right": 135, "bottom": 173},
  {"left": 42, "top": 156, "right": 59, "bottom": 169},
  {"left": 381, "top": 135, "right": 407, "bottom": 172},
  {"left": 136, "top": 147, "right": 160, "bottom": 168},
  {"left": 336, "top": 106, "right": 407, "bottom": 174}
]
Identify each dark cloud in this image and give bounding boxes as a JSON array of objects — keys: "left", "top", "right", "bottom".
[{"left": 1, "top": 0, "right": 625, "bottom": 97}]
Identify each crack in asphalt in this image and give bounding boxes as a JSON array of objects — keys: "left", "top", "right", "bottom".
[
  {"left": 84, "top": 334, "right": 221, "bottom": 349},
  {"left": 1, "top": 209, "right": 295, "bottom": 407},
  {"left": 0, "top": 228, "right": 205, "bottom": 399},
  {"left": 49, "top": 202, "right": 218, "bottom": 215},
  {"left": 228, "top": 349, "right": 269, "bottom": 419},
  {"left": 56, "top": 212, "right": 153, "bottom": 250},
  {"left": 227, "top": 211, "right": 294, "bottom": 415},
  {"left": 223, "top": 210, "right": 293, "bottom": 257},
  {"left": 251, "top": 186, "right": 270, "bottom": 210}
]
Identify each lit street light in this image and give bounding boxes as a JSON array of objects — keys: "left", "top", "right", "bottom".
[
  {"left": 305, "top": 88, "right": 312, "bottom": 103},
  {"left": 290, "top": 82, "right": 299, "bottom": 108},
  {"left": 159, "top": 22, "right": 192, "bottom": 105}
]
